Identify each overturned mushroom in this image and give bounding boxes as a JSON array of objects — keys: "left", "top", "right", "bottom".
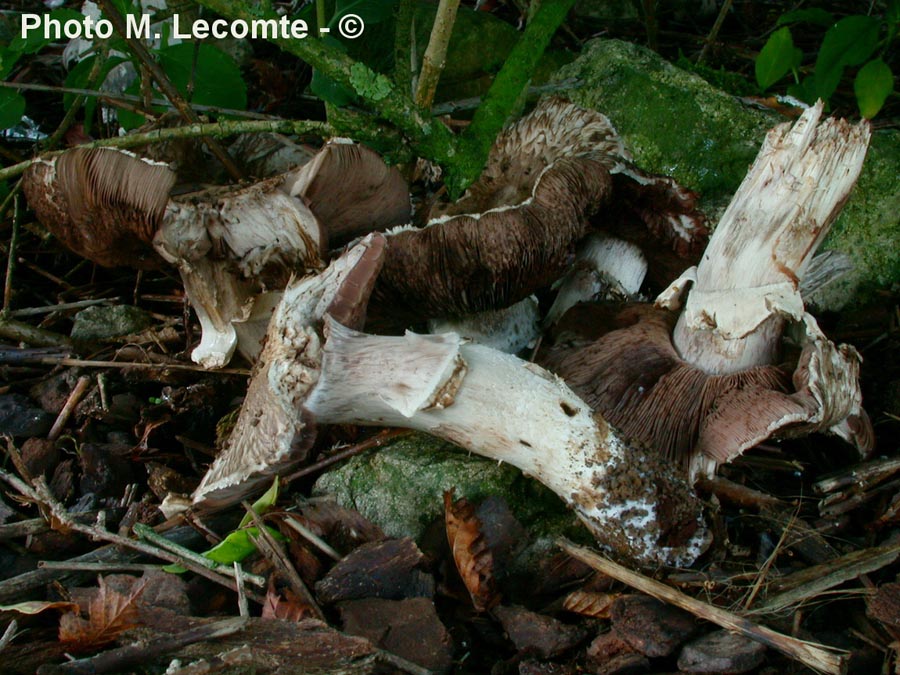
[
  {"left": 543, "top": 102, "right": 874, "bottom": 480},
  {"left": 372, "top": 98, "right": 707, "bottom": 322},
  {"left": 190, "top": 238, "right": 709, "bottom": 567},
  {"left": 22, "top": 141, "right": 410, "bottom": 367}
]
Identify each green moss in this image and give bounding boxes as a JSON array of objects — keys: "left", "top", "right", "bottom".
[
  {"left": 555, "top": 39, "right": 776, "bottom": 208},
  {"left": 554, "top": 38, "right": 900, "bottom": 298},
  {"left": 825, "top": 130, "right": 900, "bottom": 292},
  {"left": 313, "top": 433, "right": 577, "bottom": 543}
]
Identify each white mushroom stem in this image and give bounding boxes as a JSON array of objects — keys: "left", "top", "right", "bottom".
[
  {"left": 667, "top": 102, "right": 871, "bottom": 375},
  {"left": 427, "top": 296, "right": 541, "bottom": 354},
  {"left": 545, "top": 232, "right": 648, "bottom": 327},
  {"left": 190, "top": 234, "right": 384, "bottom": 511},
  {"left": 306, "top": 319, "right": 709, "bottom": 567}
]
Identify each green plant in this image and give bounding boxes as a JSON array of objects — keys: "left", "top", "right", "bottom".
[{"left": 755, "top": 5, "right": 897, "bottom": 118}]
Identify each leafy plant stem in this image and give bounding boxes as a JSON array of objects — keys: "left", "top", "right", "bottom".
[
  {"left": 447, "top": 0, "right": 576, "bottom": 196},
  {"left": 0, "top": 118, "right": 335, "bottom": 183},
  {"left": 414, "top": 0, "right": 461, "bottom": 111},
  {"left": 393, "top": 0, "right": 415, "bottom": 95},
  {"left": 42, "top": 49, "right": 107, "bottom": 152},
  {"left": 316, "top": 0, "right": 327, "bottom": 37},
  {"left": 195, "top": 0, "right": 459, "bottom": 168},
  {"left": 95, "top": 0, "right": 245, "bottom": 181}
]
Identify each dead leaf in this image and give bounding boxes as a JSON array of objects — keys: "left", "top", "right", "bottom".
[
  {"left": 262, "top": 579, "right": 314, "bottom": 622},
  {"left": 562, "top": 590, "right": 619, "bottom": 619},
  {"left": 59, "top": 576, "right": 147, "bottom": 651},
  {"left": 0, "top": 600, "right": 78, "bottom": 616},
  {"left": 444, "top": 489, "right": 500, "bottom": 612}
]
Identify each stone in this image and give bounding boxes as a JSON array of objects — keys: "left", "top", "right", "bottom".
[
  {"left": 70, "top": 304, "right": 153, "bottom": 341},
  {"left": 494, "top": 604, "right": 589, "bottom": 659},
  {"left": 312, "top": 433, "right": 578, "bottom": 545},
  {"left": 0, "top": 393, "right": 54, "bottom": 438},
  {"left": 611, "top": 594, "right": 699, "bottom": 657},
  {"left": 554, "top": 39, "right": 900, "bottom": 304},
  {"left": 677, "top": 630, "right": 767, "bottom": 673}
]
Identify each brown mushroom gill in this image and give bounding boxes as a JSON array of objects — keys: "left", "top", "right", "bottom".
[{"left": 372, "top": 98, "right": 708, "bottom": 322}]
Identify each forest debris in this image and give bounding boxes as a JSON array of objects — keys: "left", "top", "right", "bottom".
[
  {"left": 585, "top": 631, "right": 648, "bottom": 675},
  {"left": 444, "top": 490, "right": 500, "bottom": 612},
  {"left": 610, "top": 594, "right": 698, "bottom": 657},
  {"left": 338, "top": 597, "right": 454, "bottom": 672},
  {"left": 0, "top": 393, "right": 54, "bottom": 438},
  {"left": 754, "top": 542, "right": 900, "bottom": 614},
  {"left": 867, "top": 581, "right": 900, "bottom": 631},
  {"left": 314, "top": 538, "right": 433, "bottom": 605},
  {"left": 562, "top": 590, "right": 618, "bottom": 619},
  {"left": 58, "top": 575, "right": 147, "bottom": 651},
  {"left": 677, "top": 629, "right": 767, "bottom": 674},
  {"left": 560, "top": 539, "right": 849, "bottom": 675},
  {"left": 494, "top": 604, "right": 589, "bottom": 659}
]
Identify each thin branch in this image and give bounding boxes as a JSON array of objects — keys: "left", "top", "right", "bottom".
[
  {"left": 414, "top": 0, "right": 461, "bottom": 111},
  {"left": 559, "top": 539, "right": 850, "bottom": 675},
  {"left": 0, "top": 118, "right": 333, "bottom": 183},
  {"left": 95, "top": 0, "right": 244, "bottom": 182},
  {"left": 2, "top": 195, "right": 20, "bottom": 315},
  {"left": 47, "top": 375, "right": 91, "bottom": 441}
]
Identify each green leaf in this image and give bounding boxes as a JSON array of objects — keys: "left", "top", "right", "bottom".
[
  {"left": 756, "top": 27, "right": 799, "bottom": 91},
  {"left": 349, "top": 62, "right": 392, "bottom": 101},
  {"left": 776, "top": 8, "right": 834, "bottom": 28},
  {"left": 9, "top": 9, "right": 84, "bottom": 55},
  {"left": 156, "top": 43, "right": 247, "bottom": 112},
  {"left": 787, "top": 75, "right": 818, "bottom": 105},
  {"left": 855, "top": 58, "right": 894, "bottom": 119},
  {"left": 238, "top": 477, "right": 279, "bottom": 529},
  {"left": 63, "top": 56, "right": 128, "bottom": 133},
  {"left": 0, "top": 88, "right": 26, "bottom": 130},
  {"left": 815, "top": 15, "right": 880, "bottom": 101},
  {"left": 163, "top": 526, "right": 285, "bottom": 573}
]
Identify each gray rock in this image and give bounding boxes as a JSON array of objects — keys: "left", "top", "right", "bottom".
[
  {"left": 70, "top": 304, "right": 153, "bottom": 341},
  {"left": 0, "top": 393, "right": 54, "bottom": 438},
  {"left": 677, "top": 630, "right": 767, "bottom": 673},
  {"left": 554, "top": 39, "right": 900, "bottom": 305}
]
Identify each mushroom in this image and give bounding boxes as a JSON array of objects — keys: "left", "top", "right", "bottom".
[
  {"left": 542, "top": 102, "right": 874, "bottom": 480},
  {"left": 371, "top": 98, "right": 708, "bottom": 322},
  {"left": 190, "top": 234, "right": 708, "bottom": 566},
  {"left": 22, "top": 141, "right": 410, "bottom": 368}
]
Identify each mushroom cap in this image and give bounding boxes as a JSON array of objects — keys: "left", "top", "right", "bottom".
[
  {"left": 285, "top": 141, "right": 411, "bottom": 245},
  {"left": 22, "top": 147, "right": 176, "bottom": 269},
  {"left": 541, "top": 303, "right": 872, "bottom": 479}
]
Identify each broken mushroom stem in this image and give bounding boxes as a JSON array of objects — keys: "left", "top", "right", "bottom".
[
  {"left": 669, "top": 101, "right": 871, "bottom": 376},
  {"left": 304, "top": 318, "right": 709, "bottom": 567}
]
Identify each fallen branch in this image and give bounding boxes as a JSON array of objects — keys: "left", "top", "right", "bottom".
[{"left": 559, "top": 539, "right": 850, "bottom": 675}]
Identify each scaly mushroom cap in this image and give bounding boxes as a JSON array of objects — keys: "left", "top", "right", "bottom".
[
  {"left": 285, "top": 141, "right": 411, "bottom": 244},
  {"left": 373, "top": 98, "right": 706, "bottom": 321},
  {"left": 22, "top": 147, "right": 175, "bottom": 269}
]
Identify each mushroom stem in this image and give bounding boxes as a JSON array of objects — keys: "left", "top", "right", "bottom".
[
  {"left": 669, "top": 102, "right": 871, "bottom": 375},
  {"left": 307, "top": 319, "right": 709, "bottom": 567}
]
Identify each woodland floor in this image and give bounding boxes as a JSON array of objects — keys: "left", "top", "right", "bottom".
[{"left": 1, "top": 1, "right": 899, "bottom": 674}]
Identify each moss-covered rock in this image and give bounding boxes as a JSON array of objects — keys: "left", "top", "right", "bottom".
[
  {"left": 70, "top": 305, "right": 154, "bottom": 342},
  {"left": 312, "top": 433, "right": 579, "bottom": 544},
  {"left": 554, "top": 38, "right": 900, "bottom": 301}
]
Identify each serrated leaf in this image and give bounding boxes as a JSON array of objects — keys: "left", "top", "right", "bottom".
[
  {"left": 0, "top": 88, "right": 26, "bottom": 130},
  {"left": 815, "top": 15, "right": 880, "bottom": 101},
  {"left": 855, "top": 59, "right": 894, "bottom": 119},
  {"left": 59, "top": 576, "right": 146, "bottom": 652},
  {"left": 756, "top": 27, "right": 798, "bottom": 91},
  {"left": 444, "top": 489, "right": 499, "bottom": 612},
  {"left": 777, "top": 8, "right": 834, "bottom": 28}
]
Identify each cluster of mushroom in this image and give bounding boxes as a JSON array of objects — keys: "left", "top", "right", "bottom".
[{"left": 22, "top": 99, "right": 873, "bottom": 567}]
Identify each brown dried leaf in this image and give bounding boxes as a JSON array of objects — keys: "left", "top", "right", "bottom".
[
  {"left": 444, "top": 489, "right": 499, "bottom": 612},
  {"left": 262, "top": 579, "right": 314, "bottom": 622},
  {"left": 563, "top": 590, "right": 619, "bottom": 619},
  {"left": 59, "top": 576, "right": 146, "bottom": 651}
]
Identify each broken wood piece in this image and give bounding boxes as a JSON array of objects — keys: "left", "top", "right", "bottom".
[
  {"left": 753, "top": 542, "right": 900, "bottom": 615},
  {"left": 559, "top": 539, "right": 849, "bottom": 675}
]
